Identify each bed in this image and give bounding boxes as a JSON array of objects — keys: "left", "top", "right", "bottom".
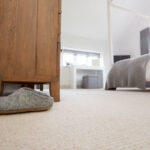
[
  {"left": 105, "top": 54, "right": 150, "bottom": 90},
  {"left": 146, "top": 59, "right": 150, "bottom": 81}
]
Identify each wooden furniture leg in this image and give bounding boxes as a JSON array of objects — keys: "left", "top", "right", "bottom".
[
  {"left": 50, "top": 79, "right": 60, "bottom": 102},
  {"left": 109, "top": 88, "right": 116, "bottom": 90},
  {"left": 27, "top": 83, "right": 34, "bottom": 89},
  {"left": 40, "top": 84, "right": 44, "bottom": 91},
  {"left": 0, "top": 81, "right": 4, "bottom": 96}
]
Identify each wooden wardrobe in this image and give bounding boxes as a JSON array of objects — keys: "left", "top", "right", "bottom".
[{"left": 0, "top": 0, "right": 61, "bottom": 102}]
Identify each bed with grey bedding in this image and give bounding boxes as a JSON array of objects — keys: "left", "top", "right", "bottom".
[{"left": 105, "top": 54, "right": 150, "bottom": 90}]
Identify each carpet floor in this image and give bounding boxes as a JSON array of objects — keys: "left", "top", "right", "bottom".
[{"left": 0, "top": 89, "right": 150, "bottom": 150}]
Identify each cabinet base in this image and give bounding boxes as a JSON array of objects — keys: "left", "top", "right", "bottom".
[
  {"left": 0, "top": 81, "right": 4, "bottom": 95},
  {"left": 0, "top": 80, "right": 60, "bottom": 102},
  {"left": 50, "top": 80, "right": 60, "bottom": 102}
]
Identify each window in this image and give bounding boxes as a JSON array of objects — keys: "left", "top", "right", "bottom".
[
  {"left": 62, "top": 53, "right": 74, "bottom": 66},
  {"left": 76, "top": 54, "right": 87, "bottom": 66},
  {"left": 61, "top": 49, "right": 102, "bottom": 67}
]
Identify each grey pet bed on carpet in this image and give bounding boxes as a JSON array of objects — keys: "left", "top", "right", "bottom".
[{"left": 0, "top": 87, "right": 53, "bottom": 114}]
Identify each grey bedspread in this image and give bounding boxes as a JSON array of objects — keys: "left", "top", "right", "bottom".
[{"left": 105, "top": 54, "right": 150, "bottom": 90}]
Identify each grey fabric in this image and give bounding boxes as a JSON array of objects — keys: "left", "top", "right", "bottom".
[
  {"left": 82, "top": 75, "right": 102, "bottom": 89},
  {"left": 105, "top": 54, "right": 150, "bottom": 90},
  {"left": 0, "top": 88, "right": 53, "bottom": 111}
]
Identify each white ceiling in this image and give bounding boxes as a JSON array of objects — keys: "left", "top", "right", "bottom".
[
  {"left": 62, "top": 0, "right": 150, "bottom": 53},
  {"left": 62, "top": 0, "right": 108, "bottom": 41},
  {"left": 111, "top": 0, "right": 150, "bottom": 52},
  {"left": 113, "top": 0, "right": 150, "bottom": 16}
]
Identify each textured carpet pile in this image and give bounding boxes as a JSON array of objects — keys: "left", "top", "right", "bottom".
[{"left": 0, "top": 89, "right": 150, "bottom": 150}]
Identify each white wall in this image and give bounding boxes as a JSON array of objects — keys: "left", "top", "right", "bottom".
[
  {"left": 112, "top": 13, "right": 150, "bottom": 57},
  {"left": 112, "top": 0, "right": 150, "bottom": 58},
  {"left": 61, "top": 0, "right": 111, "bottom": 81}
]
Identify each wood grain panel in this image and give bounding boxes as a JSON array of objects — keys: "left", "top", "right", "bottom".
[
  {"left": 58, "top": 0, "right": 62, "bottom": 14},
  {"left": 15, "top": 0, "right": 37, "bottom": 77},
  {"left": 14, "top": 0, "right": 37, "bottom": 76},
  {"left": 0, "top": 0, "right": 17, "bottom": 79},
  {"left": 37, "top": 0, "right": 59, "bottom": 77},
  {"left": 57, "top": 0, "right": 61, "bottom": 80},
  {"left": 0, "top": 0, "right": 37, "bottom": 78}
]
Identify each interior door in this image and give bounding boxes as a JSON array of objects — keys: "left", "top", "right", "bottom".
[
  {"left": 0, "top": 0, "right": 37, "bottom": 79},
  {"left": 37, "top": 0, "right": 59, "bottom": 78}
]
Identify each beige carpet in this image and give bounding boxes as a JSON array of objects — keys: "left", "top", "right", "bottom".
[{"left": 1, "top": 89, "right": 150, "bottom": 150}]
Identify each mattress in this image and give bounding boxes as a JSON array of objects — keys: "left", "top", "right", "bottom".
[{"left": 146, "top": 59, "right": 150, "bottom": 81}]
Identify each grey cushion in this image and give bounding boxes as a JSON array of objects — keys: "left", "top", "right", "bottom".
[{"left": 0, "top": 87, "right": 53, "bottom": 114}]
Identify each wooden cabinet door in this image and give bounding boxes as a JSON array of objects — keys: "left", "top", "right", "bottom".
[
  {"left": 0, "top": 0, "right": 37, "bottom": 79},
  {"left": 14, "top": 0, "right": 37, "bottom": 77},
  {"left": 0, "top": 0, "right": 17, "bottom": 79},
  {"left": 37, "top": 0, "right": 59, "bottom": 78}
]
